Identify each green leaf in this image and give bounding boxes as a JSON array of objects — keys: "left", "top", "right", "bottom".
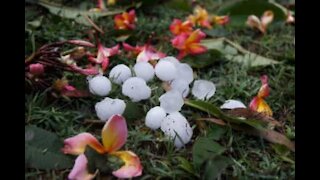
[
  {"left": 203, "top": 28, "right": 229, "bottom": 38},
  {"left": 37, "top": 0, "right": 124, "bottom": 26},
  {"left": 217, "top": 0, "right": 287, "bottom": 27},
  {"left": 123, "top": 102, "right": 145, "bottom": 121},
  {"left": 184, "top": 49, "right": 222, "bottom": 68},
  {"left": 192, "top": 137, "right": 226, "bottom": 170},
  {"left": 203, "top": 155, "right": 232, "bottom": 180},
  {"left": 176, "top": 157, "right": 197, "bottom": 176},
  {"left": 25, "top": 125, "right": 73, "bottom": 170},
  {"left": 201, "top": 38, "right": 280, "bottom": 67},
  {"left": 164, "top": 0, "right": 192, "bottom": 12},
  {"left": 207, "top": 124, "right": 226, "bottom": 141},
  {"left": 185, "top": 100, "right": 268, "bottom": 129},
  {"left": 85, "top": 146, "right": 123, "bottom": 174}
]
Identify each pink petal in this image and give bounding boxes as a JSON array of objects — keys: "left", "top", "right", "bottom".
[
  {"left": 62, "top": 133, "right": 105, "bottom": 155},
  {"left": 29, "top": 63, "right": 44, "bottom": 75},
  {"left": 64, "top": 85, "right": 76, "bottom": 91},
  {"left": 122, "top": 42, "right": 139, "bottom": 52},
  {"left": 101, "top": 58, "right": 110, "bottom": 71},
  {"left": 68, "top": 154, "right": 96, "bottom": 180},
  {"left": 67, "top": 40, "right": 95, "bottom": 47},
  {"left": 102, "top": 115, "right": 128, "bottom": 153},
  {"left": 70, "top": 65, "right": 99, "bottom": 75},
  {"left": 111, "top": 151, "right": 143, "bottom": 178},
  {"left": 171, "top": 34, "right": 188, "bottom": 49}
]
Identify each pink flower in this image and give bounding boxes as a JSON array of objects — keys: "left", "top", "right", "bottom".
[
  {"left": 114, "top": 10, "right": 137, "bottom": 30},
  {"left": 62, "top": 115, "right": 143, "bottom": 179},
  {"left": 122, "top": 42, "right": 166, "bottom": 62},
  {"left": 171, "top": 29, "right": 207, "bottom": 59},
  {"left": 169, "top": 19, "right": 193, "bottom": 35},
  {"left": 88, "top": 43, "right": 119, "bottom": 71},
  {"left": 249, "top": 75, "right": 273, "bottom": 116}
]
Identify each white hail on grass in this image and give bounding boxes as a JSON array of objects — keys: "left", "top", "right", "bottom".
[
  {"left": 220, "top": 99, "right": 246, "bottom": 109},
  {"left": 122, "top": 77, "right": 151, "bottom": 102},
  {"left": 145, "top": 106, "right": 167, "bottom": 130},
  {"left": 88, "top": 75, "right": 112, "bottom": 96},
  {"left": 175, "top": 63, "right": 194, "bottom": 84},
  {"left": 109, "top": 64, "right": 132, "bottom": 85},
  {"left": 133, "top": 61, "right": 155, "bottom": 82},
  {"left": 160, "top": 56, "right": 180, "bottom": 66},
  {"left": 159, "top": 90, "right": 184, "bottom": 113},
  {"left": 170, "top": 79, "right": 190, "bottom": 98},
  {"left": 95, "top": 97, "right": 126, "bottom": 121},
  {"left": 191, "top": 80, "right": 216, "bottom": 100},
  {"left": 160, "top": 112, "right": 193, "bottom": 148},
  {"left": 155, "top": 60, "right": 177, "bottom": 81}
]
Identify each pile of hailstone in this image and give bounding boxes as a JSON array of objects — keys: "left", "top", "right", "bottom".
[{"left": 87, "top": 55, "right": 239, "bottom": 149}]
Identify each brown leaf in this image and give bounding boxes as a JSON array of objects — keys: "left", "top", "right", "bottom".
[{"left": 225, "top": 108, "right": 281, "bottom": 129}]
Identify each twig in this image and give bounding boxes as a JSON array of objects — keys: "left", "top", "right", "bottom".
[{"left": 83, "top": 15, "right": 105, "bottom": 34}]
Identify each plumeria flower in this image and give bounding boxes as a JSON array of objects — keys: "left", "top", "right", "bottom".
[
  {"left": 114, "top": 10, "right": 137, "bottom": 30},
  {"left": 52, "top": 78, "right": 89, "bottom": 97},
  {"left": 286, "top": 11, "right": 295, "bottom": 24},
  {"left": 122, "top": 42, "right": 166, "bottom": 62},
  {"left": 211, "top": 15, "right": 230, "bottom": 26},
  {"left": 169, "top": 19, "right": 193, "bottom": 35},
  {"left": 171, "top": 29, "right": 207, "bottom": 59},
  {"left": 249, "top": 75, "right": 273, "bottom": 116},
  {"left": 246, "top": 10, "right": 274, "bottom": 34},
  {"left": 62, "top": 115, "right": 142, "bottom": 179},
  {"left": 188, "top": 6, "right": 212, "bottom": 29},
  {"left": 88, "top": 43, "right": 120, "bottom": 72}
]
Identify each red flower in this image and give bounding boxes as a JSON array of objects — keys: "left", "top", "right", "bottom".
[
  {"left": 171, "top": 29, "right": 207, "bottom": 59},
  {"left": 169, "top": 19, "right": 193, "bottom": 35},
  {"left": 114, "top": 10, "right": 137, "bottom": 30}
]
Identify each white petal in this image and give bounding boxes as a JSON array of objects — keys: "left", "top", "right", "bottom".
[
  {"left": 88, "top": 75, "right": 112, "bottom": 96},
  {"left": 95, "top": 97, "right": 126, "bottom": 121},
  {"left": 160, "top": 112, "right": 193, "bottom": 148},
  {"left": 109, "top": 64, "right": 132, "bottom": 85},
  {"left": 220, "top": 99, "right": 246, "bottom": 109},
  {"left": 155, "top": 60, "right": 177, "bottom": 81},
  {"left": 145, "top": 106, "right": 166, "bottom": 130},
  {"left": 191, "top": 80, "right": 216, "bottom": 100},
  {"left": 159, "top": 90, "right": 184, "bottom": 113},
  {"left": 133, "top": 62, "right": 155, "bottom": 82},
  {"left": 122, "top": 77, "right": 151, "bottom": 102},
  {"left": 170, "top": 79, "right": 190, "bottom": 98}
]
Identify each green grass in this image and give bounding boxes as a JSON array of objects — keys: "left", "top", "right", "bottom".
[{"left": 25, "top": 0, "right": 295, "bottom": 179}]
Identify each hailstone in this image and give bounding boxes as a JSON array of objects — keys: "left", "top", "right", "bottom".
[
  {"left": 109, "top": 64, "right": 132, "bottom": 85},
  {"left": 95, "top": 97, "right": 126, "bottom": 121},
  {"left": 220, "top": 99, "right": 246, "bottom": 109},
  {"left": 175, "top": 63, "right": 194, "bottom": 84},
  {"left": 160, "top": 112, "right": 193, "bottom": 148},
  {"left": 191, "top": 80, "right": 216, "bottom": 100},
  {"left": 122, "top": 77, "right": 151, "bottom": 102},
  {"left": 145, "top": 106, "right": 166, "bottom": 130},
  {"left": 155, "top": 60, "right": 177, "bottom": 81},
  {"left": 88, "top": 75, "right": 112, "bottom": 96},
  {"left": 133, "top": 62, "right": 155, "bottom": 82},
  {"left": 170, "top": 79, "right": 190, "bottom": 98},
  {"left": 159, "top": 90, "right": 184, "bottom": 113},
  {"left": 160, "top": 56, "right": 180, "bottom": 66}
]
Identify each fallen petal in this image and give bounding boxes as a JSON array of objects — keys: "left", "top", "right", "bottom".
[
  {"left": 111, "top": 151, "right": 143, "bottom": 178},
  {"left": 68, "top": 154, "right": 97, "bottom": 180}
]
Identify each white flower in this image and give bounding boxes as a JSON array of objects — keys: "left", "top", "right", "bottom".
[
  {"left": 220, "top": 99, "right": 246, "bottom": 109},
  {"left": 159, "top": 90, "right": 184, "bottom": 113},
  {"left": 88, "top": 75, "right": 112, "bottom": 96},
  {"left": 95, "top": 97, "right": 126, "bottom": 121},
  {"left": 160, "top": 112, "right": 193, "bottom": 148},
  {"left": 109, "top": 64, "right": 132, "bottom": 85},
  {"left": 133, "top": 62, "right": 155, "bottom": 82},
  {"left": 145, "top": 106, "right": 166, "bottom": 130},
  {"left": 122, "top": 77, "right": 151, "bottom": 102},
  {"left": 155, "top": 60, "right": 177, "bottom": 81},
  {"left": 191, "top": 80, "right": 216, "bottom": 100}
]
